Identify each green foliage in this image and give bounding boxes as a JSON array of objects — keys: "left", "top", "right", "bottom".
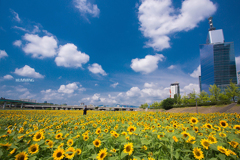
[
  {"left": 139, "top": 103, "right": 148, "bottom": 109},
  {"left": 150, "top": 101, "right": 162, "bottom": 109},
  {"left": 225, "top": 80, "right": 240, "bottom": 102},
  {"left": 198, "top": 91, "right": 210, "bottom": 103},
  {"left": 162, "top": 98, "right": 174, "bottom": 110},
  {"left": 209, "top": 84, "right": 221, "bottom": 101}
]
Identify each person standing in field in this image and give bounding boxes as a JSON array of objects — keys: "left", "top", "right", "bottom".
[{"left": 83, "top": 105, "right": 87, "bottom": 115}]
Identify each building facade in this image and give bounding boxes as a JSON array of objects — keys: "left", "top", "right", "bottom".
[
  {"left": 238, "top": 71, "right": 240, "bottom": 84},
  {"left": 199, "top": 17, "right": 237, "bottom": 92},
  {"left": 170, "top": 82, "right": 180, "bottom": 98}
]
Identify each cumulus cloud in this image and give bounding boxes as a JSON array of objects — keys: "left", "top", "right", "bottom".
[
  {"left": 58, "top": 82, "right": 79, "bottom": 94},
  {"left": 0, "top": 50, "right": 8, "bottom": 59},
  {"left": 3, "top": 75, "right": 14, "bottom": 80},
  {"left": 190, "top": 65, "right": 201, "bottom": 78},
  {"left": 181, "top": 83, "right": 200, "bottom": 94},
  {"left": 10, "top": 9, "right": 21, "bottom": 22},
  {"left": 138, "top": 0, "right": 216, "bottom": 51},
  {"left": 22, "top": 34, "right": 58, "bottom": 59},
  {"left": 55, "top": 43, "right": 89, "bottom": 68},
  {"left": 74, "top": 0, "right": 100, "bottom": 17},
  {"left": 168, "top": 65, "right": 175, "bottom": 69},
  {"left": 126, "top": 87, "right": 142, "bottom": 97},
  {"left": 110, "top": 82, "right": 119, "bottom": 88},
  {"left": 131, "top": 54, "right": 164, "bottom": 74},
  {"left": 13, "top": 40, "right": 22, "bottom": 47},
  {"left": 14, "top": 65, "right": 44, "bottom": 78},
  {"left": 88, "top": 63, "right": 107, "bottom": 76},
  {"left": 144, "top": 82, "right": 155, "bottom": 88},
  {"left": 41, "top": 89, "right": 64, "bottom": 101}
]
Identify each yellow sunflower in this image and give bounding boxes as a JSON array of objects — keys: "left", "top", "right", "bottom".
[
  {"left": 208, "top": 135, "right": 217, "bottom": 144},
  {"left": 190, "top": 117, "right": 199, "bottom": 124},
  {"left": 33, "top": 131, "right": 44, "bottom": 142},
  {"left": 127, "top": 125, "right": 136, "bottom": 135},
  {"left": 200, "top": 139, "right": 210, "bottom": 150},
  {"left": 228, "top": 141, "right": 238, "bottom": 148},
  {"left": 205, "top": 123, "right": 213, "bottom": 129},
  {"left": 104, "top": 129, "right": 108, "bottom": 133},
  {"left": 95, "top": 128, "right": 101, "bottom": 135},
  {"left": 83, "top": 135, "right": 89, "bottom": 141},
  {"left": 217, "top": 146, "right": 230, "bottom": 156},
  {"left": 15, "top": 151, "right": 28, "bottom": 160},
  {"left": 47, "top": 140, "right": 54, "bottom": 148},
  {"left": 193, "top": 147, "right": 204, "bottom": 160},
  {"left": 97, "top": 148, "right": 107, "bottom": 160},
  {"left": 173, "top": 136, "right": 178, "bottom": 142},
  {"left": 67, "top": 139, "right": 74, "bottom": 146},
  {"left": 233, "top": 125, "right": 240, "bottom": 130},
  {"left": 181, "top": 131, "right": 190, "bottom": 139},
  {"left": 219, "top": 120, "right": 228, "bottom": 128},
  {"left": 28, "top": 144, "right": 39, "bottom": 154},
  {"left": 55, "top": 133, "right": 63, "bottom": 140},
  {"left": 53, "top": 148, "right": 65, "bottom": 160},
  {"left": 75, "top": 148, "right": 82, "bottom": 155},
  {"left": 219, "top": 132, "right": 226, "bottom": 137},
  {"left": 93, "top": 139, "right": 101, "bottom": 148},
  {"left": 10, "top": 148, "right": 16, "bottom": 154},
  {"left": 65, "top": 147, "right": 75, "bottom": 159},
  {"left": 123, "top": 143, "right": 134, "bottom": 155}
]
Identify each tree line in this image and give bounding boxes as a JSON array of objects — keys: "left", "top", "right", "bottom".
[{"left": 140, "top": 81, "right": 240, "bottom": 110}]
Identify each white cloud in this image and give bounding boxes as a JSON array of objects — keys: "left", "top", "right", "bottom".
[
  {"left": 190, "top": 65, "right": 201, "bottom": 78},
  {"left": 236, "top": 56, "right": 240, "bottom": 71},
  {"left": 41, "top": 89, "right": 64, "bottom": 101},
  {"left": 88, "top": 63, "right": 107, "bottom": 76},
  {"left": 126, "top": 87, "right": 141, "bottom": 97},
  {"left": 58, "top": 82, "right": 79, "bottom": 94},
  {"left": 32, "top": 25, "right": 40, "bottom": 34},
  {"left": 13, "top": 26, "right": 29, "bottom": 32},
  {"left": 110, "top": 82, "right": 119, "bottom": 88},
  {"left": 74, "top": 0, "right": 100, "bottom": 17},
  {"left": 131, "top": 54, "right": 164, "bottom": 74},
  {"left": 3, "top": 75, "right": 13, "bottom": 80},
  {"left": 0, "top": 50, "right": 8, "bottom": 59},
  {"left": 22, "top": 34, "right": 58, "bottom": 59},
  {"left": 144, "top": 82, "right": 155, "bottom": 88},
  {"left": 10, "top": 9, "right": 21, "bottom": 22},
  {"left": 138, "top": 0, "right": 216, "bottom": 51},
  {"left": 92, "top": 93, "right": 100, "bottom": 101},
  {"left": 13, "top": 40, "right": 22, "bottom": 47},
  {"left": 14, "top": 65, "right": 44, "bottom": 78},
  {"left": 168, "top": 65, "right": 175, "bottom": 69},
  {"left": 181, "top": 83, "right": 200, "bottom": 94},
  {"left": 55, "top": 43, "right": 89, "bottom": 68},
  {"left": 95, "top": 84, "right": 98, "bottom": 86}
]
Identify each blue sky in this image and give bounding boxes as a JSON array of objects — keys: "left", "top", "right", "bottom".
[{"left": 1, "top": 0, "right": 240, "bottom": 106}]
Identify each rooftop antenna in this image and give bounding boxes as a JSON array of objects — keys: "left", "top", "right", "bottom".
[{"left": 208, "top": 17, "right": 216, "bottom": 31}]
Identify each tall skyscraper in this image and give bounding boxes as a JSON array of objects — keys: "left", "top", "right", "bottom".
[
  {"left": 170, "top": 82, "right": 180, "bottom": 98},
  {"left": 199, "top": 17, "right": 237, "bottom": 92},
  {"left": 237, "top": 71, "right": 240, "bottom": 84}
]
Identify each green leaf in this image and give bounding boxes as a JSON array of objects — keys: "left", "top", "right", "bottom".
[
  {"left": 29, "top": 156, "right": 37, "bottom": 160},
  {"left": 209, "top": 158, "right": 218, "bottom": 160},
  {"left": 121, "top": 152, "right": 128, "bottom": 159},
  {"left": 141, "top": 138, "right": 151, "bottom": 145},
  {"left": 217, "top": 154, "right": 226, "bottom": 160},
  {"left": 108, "top": 157, "right": 117, "bottom": 160},
  {"left": 89, "top": 154, "right": 98, "bottom": 159},
  {"left": 87, "top": 144, "right": 94, "bottom": 150},
  {"left": 133, "top": 156, "right": 141, "bottom": 160},
  {"left": 10, "top": 144, "right": 18, "bottom": 149},
  {"left": 37, "top": 140, "right": 45, "bottom": 146},
  {"left": 0, "top": 148, "right": 3, "bottom": 158},
  {"left": 174, "top": 151, "right": 179, "bottom": 159}
]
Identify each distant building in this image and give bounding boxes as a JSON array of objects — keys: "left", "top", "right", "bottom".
[
  {"left": 238, "top": 71, "right": 240, "bottom": 84},
  {"left": 170, "top": 82, "right": 180, "bottom": 98},
  {"left": 44, "top": 101, "right": 47, "bottom": 103},
  {"left": 200, "top": 17, "right": 237, "bottom": 92}
]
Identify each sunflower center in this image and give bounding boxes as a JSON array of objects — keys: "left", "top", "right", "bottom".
[
  {"left": 192, "top": 119, "right": 196, "bottom": 123},
  {"left": 126, "top": 146, "right": 131, "bottom": 152},
  {"left": 100, "top": 153, "right": 105, "bottom": 158},
  {"left": 203, "top": 141, "right": 209, "bottom": 146},
  {"left": 130, "top": 128, "right": 134, "bottom": 132},
  {"left": 195, "top": 151, "right": 200, "bottom": 156},
  {"left": 18, "top": 155, "right": 25, "bottom": 160},
  {"left": 95, "top": 141, "right": 99, "bottom": 145},
  {"left": 183, "top": 134, "right": 188, "bottom": 138},
  {"left": 221, "top": 122, "right": 226, "bottom": 126},
  {"left": 36, "top": 133, "right": 41, "bottom": 139},
  {"left": 57, "top": 152, "right": 62, "bottom": 157},
  {"left": 31, "top": 146, "right": 37, "bottom": 152}
]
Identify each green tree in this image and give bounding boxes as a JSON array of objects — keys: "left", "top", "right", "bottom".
[
  {"left": 182, "top": 93, "right": 189, "bottom": 105},
  {"left": 162, "top": 98, "right": 174, "bottom": 110},
  {"left": 177, "top": 94, "right": 182, "bottom": 105},
  {"left": 173, "top": 94, "right": 178, "bottom": 104},
  {"left": 150, "top": 101, "right": 162, "bottom": 109},
  {"left": 225, "top": 80, "right": 240, "bottom": 102},
  {"left": 140, "top": 103, "right": 148, "bottom": 109},
  {"left": 209, "top": 84, "right": 221, "bottom": 101},
  {"left": 198, "top": 91, "right": 209, "bottom": 103},
  {"left": 188, "top": 89, "right": 197, "bottom": 104}
]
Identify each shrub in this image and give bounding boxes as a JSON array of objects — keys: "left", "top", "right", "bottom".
[{"left": 162, "top": 98, "right": 174, "bottom": 110}]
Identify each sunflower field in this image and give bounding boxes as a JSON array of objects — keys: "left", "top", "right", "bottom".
[{"left": 0, "top": 110, "right": 240, "bottom": 160}]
